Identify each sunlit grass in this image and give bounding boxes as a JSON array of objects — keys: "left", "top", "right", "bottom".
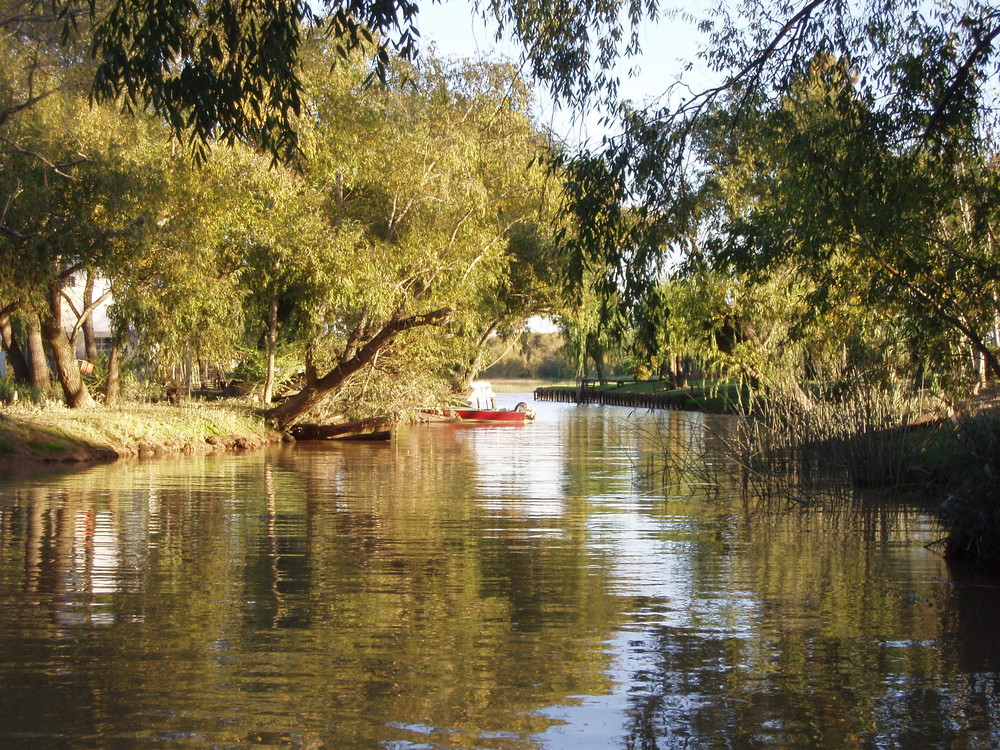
[
  {"left": 0, "top": 401, "right": 276, "bottom": 460},
  {"left": 487, "top": 378, "right": 575, "bottom": 393}
]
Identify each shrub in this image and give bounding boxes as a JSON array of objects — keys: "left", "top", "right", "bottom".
[
  {"left": 937, "top": 414, "right": 1000, "bottom": 573},
  {"left": 0, "top": 375, "right": 16, "bottom": 404}
]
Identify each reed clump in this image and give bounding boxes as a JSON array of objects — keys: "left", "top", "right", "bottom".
[
  {"left": 725, "top": 380, "right": 939, "bottom": 509},
  {"left": 936, "top": 412, "right": 1000, "bottom": 573},
  {"left": 631, "top": 412, "right": 734, "bottom": 500},
  {"left": 692, "top": 378, "right": 1000, "bottom": 574}
]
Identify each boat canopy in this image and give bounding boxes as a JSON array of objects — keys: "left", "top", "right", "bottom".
[{"left": 467, "top": 381, "right": 497, "bottom": 410}]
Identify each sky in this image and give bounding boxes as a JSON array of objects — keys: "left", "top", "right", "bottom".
[
  {"left": 413, "top": 1, "right": 718, "bottom": 334},
  {"left": 415, "top": 0, "right": 717, "bottom": 147}
]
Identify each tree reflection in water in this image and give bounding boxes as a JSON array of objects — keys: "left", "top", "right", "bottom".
[{"left": 0, "top": 400, "right": 998, "bottom": 748}]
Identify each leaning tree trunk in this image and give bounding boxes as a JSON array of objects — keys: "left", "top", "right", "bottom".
[
  {"left": 456, "top": 349, "right": 484, "bottom": 394},
  {"left": 0, "top": 313, "right": 32, "bottom": 384},
  {"left": 454, "top": 321, "right": 502, "bottom": 394},
  {"left": 44, "top": 282, "right": 96, "bottom": 408},
  {"left": 264, "top": 307, "right": 451, "bottom": 430},
  {"left": 26, "top": 314, "right": 51, "bottom": 394}
]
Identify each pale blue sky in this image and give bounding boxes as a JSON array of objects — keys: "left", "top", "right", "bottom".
[{"left": 415, "top": 0, "right": 716, "bottom": 146}]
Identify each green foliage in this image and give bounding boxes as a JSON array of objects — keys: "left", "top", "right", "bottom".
[
  {"left": 87, "top": 0, "right": 436, "bottom": 161},
  {"left": 932, "top": 412, "right": 1000, "bottom": 572},
  {"left": 712, "top": 54, "right": 1000, "bottom": 386},
  {"left": 481, "top": 332, "right": 575, "bottom": 380},
  {"left": 557, "top": 46, "right": 1000, "bottom": 404},
  {"left": 256, "top": 47, "right": 565, "bottom": 422},
  {"left": 549, "top": 1, "right": 1000, "bottom": 407},
  {"left": 231, "top": 345, "right": 303, "bottom": 395},
  {"left": 0, "top": 375, "right": 15, "bottom": 404}
]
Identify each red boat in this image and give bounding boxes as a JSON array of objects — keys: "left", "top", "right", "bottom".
[
  {"left": 452, "top": 407, "right": 533, "bottom": 423},
  {"left": 418, "top": 404, "right": 535, "bottom": 424},
  {"left": 419, "top": 382, "right": 536, "bottom": 423}
]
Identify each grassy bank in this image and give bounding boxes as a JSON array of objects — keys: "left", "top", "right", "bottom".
[
  {"left": 489, "top": 378, "right": 575, "bottom": 393},
  {"left": 0, "top": 402, "right": 282, "bottom": 463}
]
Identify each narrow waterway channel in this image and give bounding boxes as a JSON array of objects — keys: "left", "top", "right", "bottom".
[{"left": 1, "top": 397, "right": 998, "bottom": 748}]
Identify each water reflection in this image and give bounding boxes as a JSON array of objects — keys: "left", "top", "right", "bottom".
[{"left": 0, "top": 400, "right": 998, "bottom": 748}]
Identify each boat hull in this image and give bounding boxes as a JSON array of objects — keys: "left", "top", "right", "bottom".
[
  {"left": 418, "top": 408, "right": 533, "bottom": 423},
  {"left": 454, "top": 409, "right": 529, "bottom": 423}
]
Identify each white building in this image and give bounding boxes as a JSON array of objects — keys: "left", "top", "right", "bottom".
[
  {"left": 0, "top": 274, "right": 113, "bottom": 379},
  {"left": 60, "top": 274, "right": 114, "bottom": 360}
]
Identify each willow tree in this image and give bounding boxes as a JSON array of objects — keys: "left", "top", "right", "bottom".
[
  {"left": 687, "top": 54, "right": 1000, "bottom": 392},
  {"left": 9, "top": 0, "right": 997, "bottom": 175},
  {"left": 0, "top": 85, "right": 173, "bottom": 406},
  {"left": 255, "top": 49, "right": 561, "bottom": 429}
]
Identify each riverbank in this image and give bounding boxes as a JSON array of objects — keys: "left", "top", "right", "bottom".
[
  {"left": 0, "top": 402, "right": 283, "bottom": 463},
  {"left": 534, "top": 379, "right": 748, "bottom": 413},
  {"left": 537, "top": 377, "right": 1000, "bottom": 574}
]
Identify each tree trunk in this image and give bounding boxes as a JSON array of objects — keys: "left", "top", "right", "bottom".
[
  {"left": 334, "top": 172, "right": 344, "bottom": 229},
  {"left": 454, "top": 321, "right": 501, "bottom": 394},
  {"left": 262, "top": 286, "right": 279, "bottom": 404},
  {"left": 26, "top": 314, "right": 51, "bottom": 394},
  {"left": 43, "top": 282, "right": 96, "bottom": 408},
  {"left": 265, "top": 307, "right": 451, "bottom": 430},
  {"left": 973, "top": 348, "right": 986, "bottom": 395},
  {"left": 456, "top": 349, "right": 484, "bottom": 394},
  {"left": 0, "top": 313, "right": 32, "bottom": 384},
  {"left": 589, "top": 335, "right": 607, "bottom": 384},
  {"left": 104, "top": 345, "right": 120, "bottom": 406},
  {"left": 82, "top": 273, "right": 99, "bottom": 363}
]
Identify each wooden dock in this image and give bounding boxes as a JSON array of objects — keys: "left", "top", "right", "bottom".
[{"left": 534, "top": 378, "right": 726, "bottom": 412}]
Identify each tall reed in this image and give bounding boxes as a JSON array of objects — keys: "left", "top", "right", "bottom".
[
  {"left": 631, "top": 374, "right": 1000, "bottom": 573},
  {"left": 629, "top": 411, "right": 736, "bottom": 501},
  {"left": 738, "top": 382, "right": 937, "bottom": 504}
]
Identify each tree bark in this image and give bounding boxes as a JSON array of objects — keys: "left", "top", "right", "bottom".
[
  {"left": 0, "top": 313, "right": 31, "bottom": 384},
  {"left": 588, "top": 334, "right": 607, "bottom": 384},
  {"left": 455, "top": 320, "right": 501, "bottom": 393},
  {"left": 334, "top": 171, "right": 344, "bottom": 229},
  {"left": 104, "top": 344, "right": 120, "bottom": 406},
  {"left": 43, "top": 281, "right": 96, "bottom": 408},
  {"left": 263, "top": 285, "right": 278, "bottom": 404},
  {"left": 973, "top": 347, "right": 986, "bottom": 394},
  {"left": 264, "top": 307, "right": 451, "bottom": 430},
  {"left": 457, "top": 348, "right": 485, "bottom": 394},
  {"left": 26, "top": 314, "right": 51, "bottom": 394},
  {"left": 82, "top": 273, "right": 99, "bottom": 363}
]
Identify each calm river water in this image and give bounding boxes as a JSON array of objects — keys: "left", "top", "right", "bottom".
[{"left": 1, "top": 396, "right": 999, "bottom": 748}]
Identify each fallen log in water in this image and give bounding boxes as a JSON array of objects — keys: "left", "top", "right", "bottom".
[{"left": 289, "top": 416, "right": 393, "bottom": 441}]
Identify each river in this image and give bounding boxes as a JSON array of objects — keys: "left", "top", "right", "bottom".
[{"left": 1, "top": 396, "right": 998, "bottom": 748}]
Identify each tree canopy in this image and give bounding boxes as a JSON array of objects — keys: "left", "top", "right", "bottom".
[
  {"left": 1, "top": 17, "right": 566, "bottom": 421},
  {"left": 553, "top": 0, "right": 1000, "bottom": 395},
  {"left": 5, "top": 0, "right": 1000, "bottom": 411}
]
